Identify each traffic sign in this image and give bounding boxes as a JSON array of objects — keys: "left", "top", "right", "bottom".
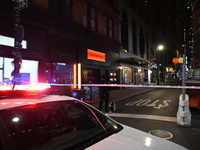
[
  {"left": 13, "top": 0, "right": 28, "bottom": 10},
  {"left": 18, "top": 0, "right": 28, "bottom": 10}
]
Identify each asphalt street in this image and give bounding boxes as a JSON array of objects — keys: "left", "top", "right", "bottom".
[{"left": 90, "top": 87, "right": 200, "bottom": 150}]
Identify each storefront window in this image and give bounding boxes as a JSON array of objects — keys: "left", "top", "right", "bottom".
[
  {"left": 82, "top": 69, "right": 99, "bottom": 84},
  {"left": 0, "top": 57, "right": 38, "bottom": 85},
  {"left": 144, "top": 69, "right": 148, "bottom": 82},
  {"left": 109, "top": 71, "right": 117, "bottom": 84},
  {"left": 124, "top": 67, "right": 133, "bottom": 84},
  {"left": 45, "top": 62, "right": 73, "bottom": 84}
]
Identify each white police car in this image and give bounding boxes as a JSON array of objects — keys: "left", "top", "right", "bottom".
[{"left": 0, "top": 85, "right": 187, "bottom": 150}]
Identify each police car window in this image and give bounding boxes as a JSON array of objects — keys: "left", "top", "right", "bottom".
[
  {"left": 82, "top": 103, "right": 123, "bottom": 133},
  {"left": 0, "top": 100, "right": 106, "bottom": 150},
  {"left": 0, "top": 105, "right": 37, "bottom": 150}
]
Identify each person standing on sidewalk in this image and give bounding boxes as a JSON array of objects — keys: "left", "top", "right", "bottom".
[{"left": 98, "top": 76, "right": 110, "bottom": 113}]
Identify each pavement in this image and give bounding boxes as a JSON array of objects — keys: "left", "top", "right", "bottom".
[
  {"left": 91, "top": 87, "right": 154, "bottom": 108},
  {"left": 90, "top": 86, "right": 200, "bottom": 150}
]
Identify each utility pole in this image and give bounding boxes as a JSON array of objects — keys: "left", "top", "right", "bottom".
[
  {"left": 12, "top": 0, "right": 27, "bottom": 85},
  {"left": 177, "top": 53, "right": 191, "bottom": 127}
]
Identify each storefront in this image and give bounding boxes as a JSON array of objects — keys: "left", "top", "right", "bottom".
[
  {"left": 119, "top": 65, "right": 152, "bottom": 85},
  {"left": 80, "top": 48, "right": 120, "bottom": 102}
]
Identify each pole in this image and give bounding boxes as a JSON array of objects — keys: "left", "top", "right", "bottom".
[
  {"left": 177, "top": 53, "right": 191, "bottom": 126},
  {"left": 11, "top": 0, "right": 27, "bottom": 87},
  {"left": 182, "top": 54, "right": 186, "bottom": 101},
  {"left": 156, "top": 49, "right": 159, "bottom": 85}
]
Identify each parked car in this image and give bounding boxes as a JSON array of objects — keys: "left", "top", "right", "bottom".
[{"left": 0, "top": 88, "right": 187, "bottom": 150}]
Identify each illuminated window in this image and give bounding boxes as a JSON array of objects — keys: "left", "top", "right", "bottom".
[
  {"left": 0, "top": 57, "right": 38, "bottom": 84},
  {"left": 82, "top": 69, "right": 99, "bottom": 84},
  {"left": 45, "top": 62, "right": 73, "bottom": 84},
  {"left": 109, "top": 71, "right": 117, "bottom": 83}
]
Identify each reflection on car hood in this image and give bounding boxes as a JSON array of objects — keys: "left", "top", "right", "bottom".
[{"left": 86, "top": 124, "right": 188, "bottom": 150}]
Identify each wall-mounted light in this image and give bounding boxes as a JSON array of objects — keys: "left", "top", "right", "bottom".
[
  {"left": 78, "top": 63, "right": 81, "bottom": 89},
  {"left": 73, "top": 64, "right": 77, "bottom": 89}
]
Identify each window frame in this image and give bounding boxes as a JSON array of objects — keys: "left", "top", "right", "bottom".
[
  {"left": 104, "top": 15, "right": 114, "bottom": 39},
  {"left": 82, "top": 1, "right": 97, "bottom": 31}
]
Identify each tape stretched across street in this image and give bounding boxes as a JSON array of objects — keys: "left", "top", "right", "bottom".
[{"left": 39, "top": 83, "right": 200, "bottom": 89}]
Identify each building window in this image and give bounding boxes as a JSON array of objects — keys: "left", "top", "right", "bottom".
[
  {"left": 82, "top": 1, "right": 88, "bottom": 28},
  {"left": 82, "top": 69, "right": 100, "bottom": 84},
  {"left": 63, "top": 0, "right": 71, "bottom": 19},
  {"left": 131, "top": 0, "right": 136, "bottom": 10},
  {"left": 104, "top": 15, "right": 113, "bottom": 38},
  {"left": 104, "top": 17, "right": 106, "bottom": 35},
  {"left": 146, "top": 31, "right": 149, "bottom": 59},
  {"left": 49, "top": 0, "right": 71, "bottom": 19},
  {"left": 45, "top": 62, "right": 73, "bottom": 84},
  {"left": 109, "top": 18, "right": 113, "bottom": 37},
  {"left": 139, "top": 27, "right": 145, "bottom": 58},
  {"left": 90, "top": 6, "right": 96, "bottom": 31},
  {"left": 132, "top": 19, "right": 137, "bottom": 55},
  {"left": 121, "top": 10, "right": 128, "bottom": 50},
  {"left": 109, "top": 71, "right": 117, "bottom": 84},
  {"left": 82, "top": 1, "right": 97, "bottom": 31},
  {"left": 103, "top": 0, "right": 114, "bottom": 7}
]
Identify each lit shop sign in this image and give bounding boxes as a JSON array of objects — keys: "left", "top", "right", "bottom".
[
  {"left": 87, "top": 49, "right": 106, "bottom": 62},
  {"left": 0, "top": 35, "right": 27, "bottom": 49}
]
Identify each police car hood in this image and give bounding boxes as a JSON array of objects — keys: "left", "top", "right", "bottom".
[{"left": 86, "top": 124, "right": 187, "bottom": 150}]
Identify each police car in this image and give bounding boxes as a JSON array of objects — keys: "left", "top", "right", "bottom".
[{"left": 0, "top": 85, "right": 187, "bottom": 150}]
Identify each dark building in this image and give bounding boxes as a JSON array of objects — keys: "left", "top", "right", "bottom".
[
  {"left": 118, "top": 0, "right": 182, "bottom": 83},
  {"left": 0, "top": 0, "right": 120, "bottom": 95},
  {"left": 179, "top": 0, "right": 193, "bottom": 78},
  {"left": 0, "top": 0, "right": 185, "bottom": 92},
  {"left": 192, "top": 0, "right": 200, "bottom": 75}
]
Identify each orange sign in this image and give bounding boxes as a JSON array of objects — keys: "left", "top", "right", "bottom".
[
  {"left": 87, "top": 49, "right": 106, "bottom": 62},
  {"left": 172, "top": 58, "right": 179, "bottom": 64}
]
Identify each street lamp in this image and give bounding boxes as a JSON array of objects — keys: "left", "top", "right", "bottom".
[{"left": 156, "top": 45, "right": 164, "bottom": 85}]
